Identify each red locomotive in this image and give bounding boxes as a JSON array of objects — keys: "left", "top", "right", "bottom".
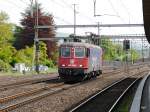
[{"left": 58, "top": 42, "right": 102, "bottom": 82}]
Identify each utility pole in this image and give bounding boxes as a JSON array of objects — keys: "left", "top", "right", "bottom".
[
  {"left": 30, "top": 0, "right": 34, "bottom": 17},
  {"left": 94, "top": 0, "right": 101, "bottom": 45},
  {"left": 131, "top": 40, "right": 133, "bottom": 64},
  {"left": 97, "top": 22, "right": 102, "bottom": 45},
  {"left": 73, "top": 4, "right": 77, "bottom": 36},
  {"left": 123, "top": 38, "right": 129, "bottom": 74},
  {"left": 35, "top": 0, "right": 40, "bottom": 73},
  {"left": 142, "top": 37, "right": 144, "bottom": 62},
  {"left": 97, "top": 22, "right": 100, "bottom": 35},
  {"left": 94, "top": 0, "right": 96, "bottom": 16}
]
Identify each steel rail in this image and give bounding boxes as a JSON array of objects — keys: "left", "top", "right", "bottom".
[
  {"left": 0, "top": 83, "right": 64, "bottom": 104},
  {"left": 103, "top": 63, "right": 148, "bottom": 75},
  {"left": 69, "top": 77, "right": 128, "bottom": 112},
  {"left": 0, "top": 78, "right": 102, "bottom": 112},
  {"left": 108, "top": 78, "right": 140, "bottom": 112},
  {"left": 1, "top": 71, "right": 138, "bottom": 112},
  {"left": 1, "top": 64, "right": 145, "bottom": 104},
  {"left": 130, "top": 74, "right": 150, "bottom": 112},
  {"left": 0, "top": 76, "right": 59, "bottom": 91},
  {"left": 69, "top": 73, "right": 144, "bottom": 112},
  {"left": 0, "top": 84, "right": 77, "bottom": 112},
  {"left": 0, "top": 64, "right": 148, "bottom": 112}
]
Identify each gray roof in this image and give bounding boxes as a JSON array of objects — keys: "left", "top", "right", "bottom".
[{"left": 60, "top": 42, "right": 101, "bottom": 49}]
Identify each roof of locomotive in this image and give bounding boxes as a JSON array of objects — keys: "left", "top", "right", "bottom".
[{"left": 60, "top": 42, "right": 101, "bottom": 49}]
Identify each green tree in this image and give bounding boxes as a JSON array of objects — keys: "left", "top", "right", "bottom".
[
  {"left": 101, "top": 38, "right": 116, "bottom": 60},
  {"left": 0, "top": 11, "right": 13, "bottom": 42},
  {"left": 15, "top": 3, "right": 57, "bottom": 60},
  {"left": 13, "top": 25, "right": 23, "bottom": 49},
  {"left": 12, "top": 46, "right": 34, "bottom": 66},
  {"left": 12, "top": 42, "right": 55, "bottom": 68},
  {"left": 0, "top": 11, "right": 16, "bottom": 71},
  {"left": 39, "top": 42, "right": 55, "bottom": 67},
  {"left": 0, "top": 11, "right": 9, "bottom": 23},
  {"left": 129, "top": 49, "right": 140, "bottom": 63}
]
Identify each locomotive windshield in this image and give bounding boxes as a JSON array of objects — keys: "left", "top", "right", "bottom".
[
  {"left": 75, "top": 47, "right": 85, "bottom": 57},
  {"left": 61, "top": 47, "right": 71, "bottom": 57}
]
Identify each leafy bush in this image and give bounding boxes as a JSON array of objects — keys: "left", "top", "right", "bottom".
[
  {"left": 100, "top": 38, "right": 139, "bottom": 62},
  {"left": 44, "top": 59, "right": 55, "bottom": 68},
  {"left": 0, "top": 59, "right": 11, "bottom": 71},
  {"left": 12, "top": 42, "right": 56, "bottom": 68},
  {"left": 12, "top": 46, "right": 34, "bottom": 66}
]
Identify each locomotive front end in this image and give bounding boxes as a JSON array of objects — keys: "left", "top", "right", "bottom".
[{"left": 58, "top": 43, "right": 88, "bottom": 81}]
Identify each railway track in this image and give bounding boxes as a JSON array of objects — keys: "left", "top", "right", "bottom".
[
  {"left": 0, "top": 69, "right": 121, "bottom": 92},
  {"left": 130, "top": 74, "right": 150, "bottom": 112},
  {"left": 103, "top": 63, "right": 148, "bottom": 75},
  {"left": 0, "top": 82, "right": 64, "bottom": 104},
  {"left": 0, "top": 62, "right": 146, "bottom": 92},
  {"left": 68, "top": 76, "right": 142, "bottom": 112},
  {"left": 0, "top": 76, "right": 59, "bottom": 91},
  {"left": 0, "top": 69, "right": 125, "bottom": 108},
  {"left": 0, "top": 69, "right": 133, "bottom": 112},
  {"left": 0, "top": 77, "right": 104, "bottom": 112},
  {"left": 0, "top": 64, "right": 148, "bottom": 112},
  {"left": 0, "top": 83, "right": 68, "bottom": 112}
]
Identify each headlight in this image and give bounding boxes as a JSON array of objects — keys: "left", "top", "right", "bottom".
[
  {"left": 79, "top": 65, "right": 83, "bottom": 67},
  {"left": 62, "top": 64, "right": 65, "bottom": 67}
]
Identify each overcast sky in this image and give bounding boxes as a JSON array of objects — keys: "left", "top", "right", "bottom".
[{"left": 0, "top": 0, "right": 145, "bottom": 35}]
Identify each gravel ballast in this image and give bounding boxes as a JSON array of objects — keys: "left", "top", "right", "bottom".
[
  {"left": 10, "top": 65, "right": 149, "bottom": 112},
  {"left": 0, "top": 65, "right": 149, "bottom": 112}
]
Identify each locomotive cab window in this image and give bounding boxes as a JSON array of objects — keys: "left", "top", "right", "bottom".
[
  {"left": 61, "top": 47, "right": 71, "bottom": 57},
  {"left": 75, "top": 47, "right": 85, "bottom": 57}
]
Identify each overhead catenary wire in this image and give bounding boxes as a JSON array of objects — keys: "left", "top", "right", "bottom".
[
  {"left": 4, "top": 0, "right": 23, "bottom": 9},
  {"left": 47, "top": 0, "right": 95, "bottom": 34},
  {"left": 59, "top": 0, "right": 95, "bottom": 23},
  {"left": 61, "top": 1, "right": 94, "bottom": 22},
  {"left": 4, "top": 0, "right": 143, "bottom": 35},
  {"left": 50, "top": 0, "right": 69, "bottom": 10},
  {"left": 19, "top": 1, "right": 69, "bottom": 27},
  {"left": 24, "top": 0, "right": 98, "bottom": 34},
  {"left": 49, "top": 0, "right": 96, "bottom": 23},
  {"left": 117, "top": 0, "right": 139, "bottom": 35},
  {"left": 54, "top": 16, "right": 72, "bottom": 25},
  {"left": 107, "top": 0, "right": 126, "bottom": 24},
  {"left": 60, "top": 0, "right": 74, "bottom": 10},
  {"left": 106, "top": 0, "right": 129, "bottom": 35},
  {"left": 8, "top": 0, "right": 94, "bottom": 25},
  {"left": 118, "top": 0, "right": 132, "bottom": 24},
  {"left": 78, "top": 11, "right": 96, "bottom": 23},
  {"left": 44, "top": 0, "right": 77, "bottom": 14},
  {"left": 20, "top": 0, "right": 30, "bottom": 5},
  {"left": 58, "top": 0, "right": 99, "bottom": 34}
]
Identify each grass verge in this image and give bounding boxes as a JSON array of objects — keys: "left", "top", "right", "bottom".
[{"left": 0, "top": 68, "right": 58, "bottom": 77}]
